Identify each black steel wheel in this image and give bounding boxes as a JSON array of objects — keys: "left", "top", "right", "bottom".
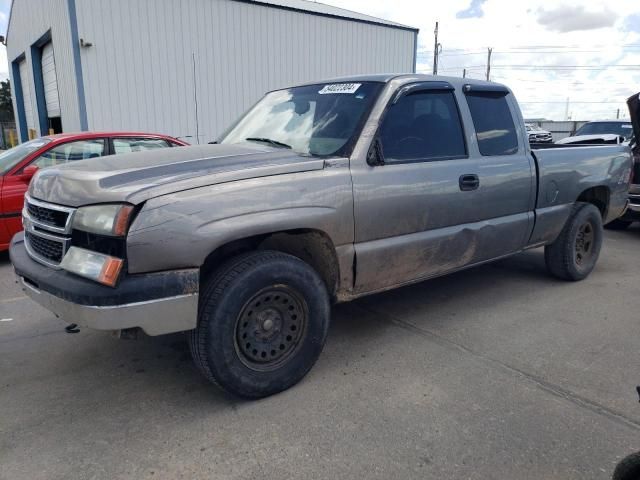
[
  {"left": 545, "top": 202, "right": 603, "bottom": 281},
  {"left": 574, "top": 220, "right": 595, "bottom": 266},
  {"left": 234, "top": 286, "right": 308, "bottom": 371},
  {"left": 189, "top": 250, "right": 331, "bottom": 399}
]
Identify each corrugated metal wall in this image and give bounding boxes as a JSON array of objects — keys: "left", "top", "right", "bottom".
[
  {"left": 7, "top": 0, "right": 82, "bottom": 139},
  {"left": 76, "top": 0, "right": 416, "bottom": 143}
]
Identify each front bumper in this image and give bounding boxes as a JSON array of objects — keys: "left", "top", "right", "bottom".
[{"left": 10, "top": 233, "right": 199, "bottom": 336}]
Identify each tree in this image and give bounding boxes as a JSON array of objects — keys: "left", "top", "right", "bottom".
[{"left": 0, "top": 80, "right": 15, "bottom": 122}]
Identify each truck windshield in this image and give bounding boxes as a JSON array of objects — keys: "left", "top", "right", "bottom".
[
  {"left": 575, "top": 122, "right": 634, "bottom": 140},
  {"left": 0, "top": 138, "right": 51, "bottom": 175},
  {"left": 220, "top": 82, "right": 383, "bottom": 157}
]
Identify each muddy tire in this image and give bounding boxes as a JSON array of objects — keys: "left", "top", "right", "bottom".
[
  {"left": 605, "top": 218, "right": 632, "bottom": 230},
  {"left": 544, "top": 202, "right": 603, "bottom": 281},
  {"left": 613, "top": 452, "right": 640, "bottom": 480},
  {"left": 188, "top": 250, "right": 330, "bottom": 399}
]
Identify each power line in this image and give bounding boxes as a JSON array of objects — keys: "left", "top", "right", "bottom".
[
  {"left": 519, "top": 101, "right": 626, "bottom": 104},
  {"left": 489, "top": 75, "right": 635, "bottom": 86},
  {"left": 435, "top": 64, "right": 640, "bottom": 70},
  {"left": 423, "top": 48, "right": 640, "bottom": 57},
  {"left": 417, "top": 43, "right": 640, "bottom": 54}
]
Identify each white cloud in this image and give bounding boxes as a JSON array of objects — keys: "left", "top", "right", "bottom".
[
  {"left": 321, "top": 0, "right": 640, "bottom": 120},
  {"left": 537, "top": 5, "right": 617, "bottom": 33}
]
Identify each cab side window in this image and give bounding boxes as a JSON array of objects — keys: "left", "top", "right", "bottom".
[
  {"left": 33, "top": 139, "right": 106, "bottom": 168},
  {"left": 465, "top": 92, "right": 518, "bottom": 156},
  {"left": 379, "top": 90, "right": 467, "bottom": 163}
]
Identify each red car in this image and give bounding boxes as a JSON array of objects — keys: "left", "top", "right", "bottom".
[{"left": 0, "top": 132, "right": 187, "bottom": 251}]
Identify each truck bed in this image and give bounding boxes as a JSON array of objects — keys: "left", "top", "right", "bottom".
[{"left": 527, "top": 144, "right": 631, "bottom": 246}]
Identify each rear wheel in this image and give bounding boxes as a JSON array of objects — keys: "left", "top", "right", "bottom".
[
  {"left": 544, "top": 202, "right": 603, "bottom": 281},
  {"left": 605, "top": 218, "right": 632, "bottom": 230},
  {"left": 189, "top": 250, "right": 331, "bottom": 398}
]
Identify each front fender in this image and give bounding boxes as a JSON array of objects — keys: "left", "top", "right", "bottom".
[{"left": 126, "top": 167, "right": 354, "bottom": 273}]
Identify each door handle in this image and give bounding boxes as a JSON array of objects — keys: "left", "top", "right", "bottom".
[{"left": 459, "top": 174, "right": 480, "bottom": 191}]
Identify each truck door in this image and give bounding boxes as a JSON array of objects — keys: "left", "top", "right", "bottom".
[
  {"left": 350, "top": 82, "right": 483, "bottom": 294},
  {"left": 461, "top": 85, "right": 535, "bottom": 261}
]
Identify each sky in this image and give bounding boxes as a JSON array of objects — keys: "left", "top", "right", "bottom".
[
  {"left": 0, "top": 0, "right": 8, "bottom": 83},
  {"left": 0, "top": 0, "right": 638, "bottom": 121},
  {"left": 322, "top": 0, "right": 640, "bottom": 120}
]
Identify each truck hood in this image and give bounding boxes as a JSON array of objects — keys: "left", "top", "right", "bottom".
[{"left": 29, "top": 143, "right": 326, "bottom": 207}]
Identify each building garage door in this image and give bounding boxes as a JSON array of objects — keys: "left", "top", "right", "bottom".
[
  {"left": 41, "top": 43, "right": 61, "bottom": 118},
  {"left": 19, "top": 60, "right": 36, "bottom": 137}
]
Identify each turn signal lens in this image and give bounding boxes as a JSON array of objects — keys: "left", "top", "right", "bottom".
[
  {"left": 99, "top": 257, "right": 124, "bottom": 287},
  {"left": 113, "top": 205, "right": 134, "bottom": 236}
]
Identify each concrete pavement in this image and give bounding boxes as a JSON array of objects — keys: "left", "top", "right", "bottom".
[{"left": 1, "top": 227, "right": 640, "bottom": 479}]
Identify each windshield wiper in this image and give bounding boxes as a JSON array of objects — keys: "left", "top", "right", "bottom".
[{"left": 245, "top": 137, "right": 292, "bottom": 149}]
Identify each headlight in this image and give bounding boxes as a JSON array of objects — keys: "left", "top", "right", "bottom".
[
  {"left": 73, "top": 204, "right": 134, "bottom": 236},
  {"left": 60, "top": 246, "right": 124, "bottom": 287}
]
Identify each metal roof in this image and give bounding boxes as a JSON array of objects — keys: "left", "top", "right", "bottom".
[
  {"left": 236, "top": 0, "right": 419, "bottom": 32},
  {"left": 6, "top": 0, "right": 419, "bottom": 39}
]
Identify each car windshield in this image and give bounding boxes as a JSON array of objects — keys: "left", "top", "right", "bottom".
[
  {"left": 0, "top": 138, "right": 51, "bottom": 175},
  {"left": 220, "top": 82, "right": 383, "bottom": 157},
  {"left": 575, "top": 122, "right": 634, "bottom": 140}
]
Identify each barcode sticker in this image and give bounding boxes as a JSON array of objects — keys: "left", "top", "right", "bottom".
[{"left": 318, "top": 83, "right": 361, "bottom": 95}]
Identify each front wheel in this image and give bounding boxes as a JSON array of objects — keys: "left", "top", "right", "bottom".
[
  {"left": 544, "top": 202, "right": 603, "bottom": 281},
  {"left": 189, "top": 250, "right": 331, "bottom": 398}
]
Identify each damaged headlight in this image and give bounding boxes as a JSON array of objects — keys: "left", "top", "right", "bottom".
[{"left": 73, "top": 204, "right": 134, "bottom": 236}]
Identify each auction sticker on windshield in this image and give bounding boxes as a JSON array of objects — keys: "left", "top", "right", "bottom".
[{"left": 318, "top": 83, "right": 361, "bottom": 94}]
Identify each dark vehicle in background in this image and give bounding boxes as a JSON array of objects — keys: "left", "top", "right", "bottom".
[
  {"left": 525, "top": 123, "right": 553, "bottom": 143},
  {"left": 607, "top": 95, "right": 640, "bottom": 230},
  {"left": 0, "top": 132, "right": 187, "bottom": 251},
  {"left": 557, "top": 120, "right": 634, "bottom": 146}
]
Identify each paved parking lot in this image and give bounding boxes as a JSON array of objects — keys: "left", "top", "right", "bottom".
[{"left": 1, "top": 228, "right": 640, "bottom": 480}]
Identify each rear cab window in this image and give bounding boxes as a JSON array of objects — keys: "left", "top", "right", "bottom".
[{"left": 464, "top": 89, "right": 519, "bottom": 156}]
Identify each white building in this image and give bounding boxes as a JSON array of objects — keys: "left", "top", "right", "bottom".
[{"left": 6, "top": 0, "right": 418, "bottom": 143}]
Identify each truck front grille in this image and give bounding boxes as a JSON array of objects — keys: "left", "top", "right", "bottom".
[
  {"left": 25, "top": 231, "right": 65, "bottom": 264},
  {"left": 23, "top": 196, "right": 75, "bottom": 267},
  {"left": 26, "top": 201, "right": 70, "bottom": 230}
]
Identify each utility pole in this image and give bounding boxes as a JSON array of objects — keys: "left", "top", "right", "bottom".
[
  {"left": 564, "top": 97, "right": 570, "bottom": 121},
  {"left": 486, "top": 47, "right": 493, "bottom": 81},
  {"left": 433, "top": 22, "right": 441, "bottom": 75},
  {"left": 463, "top": 68, "right": 466, "bottom": 78},
  {"left": 616, "top": 108, "right": 620, "bottom": 119}
]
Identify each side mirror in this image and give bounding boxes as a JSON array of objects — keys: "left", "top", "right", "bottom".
[
  {"left": 22, "top": 165, "right": 39, "bottom": 180},
  {"left": 366, "top": 138, "right": 385, "bottom": 166}
]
